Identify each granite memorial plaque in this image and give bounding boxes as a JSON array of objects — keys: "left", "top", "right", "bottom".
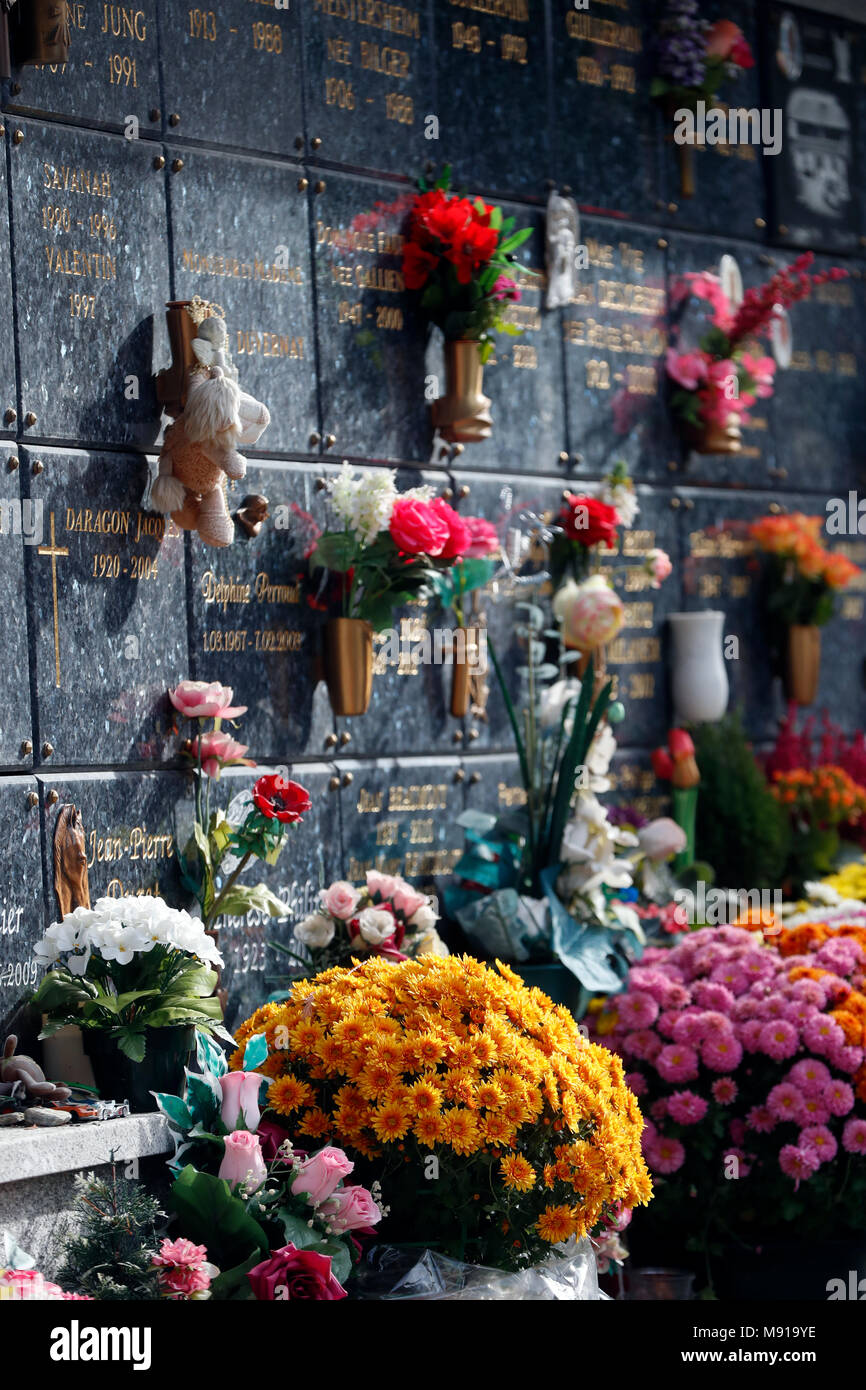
[
  {"left": 188, "top": 458, "right": 334, "bottom": 762},
  {"left": 301, "top": 0, "right": 433, "bottom": 177},
  {"left": 426, "top": 201, "right": 567, "bottom": 476},
  {"left": 656, "top": 0, "right": 765, "bottom": 241},
  {"left": 36, "top": 769, "right": 191, "bottom": 905},
  {"left": 0, "top": 140, "right": 16, "bottom": 437},
  {"left": 562, "top": 220, "right": 672, "bottom": 484},
  {"left": 430, "top": 0, "right": 549, "bottom": 199},
  {"left": 212, "top": 764, "right": 341, "bottom": 1032},
  {"left": 609, "top": 745, "right": 671, "bottom": 822},
  {"left": 24, "top": 447, "right": 186, "bottom": 765},
  {"left": 312, "top": 172, "right": 427, "bottom": 463},
  {"left": 550, "top": 0, "right": 657, "bottom": 223},
  {"left": 339, "top": 755, "right": 463, "bottom": 894},
  {"left": 462, "top": 753, "right": 525, "bottom": 822},
  {"left": 765, "top": 255, "right": 866, "bottom": 496},
  {"left": 6, "top": 1, "right": 160, "bottom": 135},
  {"left": 9, "top": 121, "right": 166, "bottom": 448},
  {"left": 168, "top": 148, "right": 317, "bottom": 457},
  {"left": 0, "top": 445, "right": 35, "bottom": 771},
  {"left": 666, "top": 233, "right": 779, "bottom": 486},
  {"left": 765, "top": 3, "right": 860, "bottom": 254},
  {"left": 157, "top": 0, "right": 303, "bottom": 157},
  {"left": 0, "top": 776, "right": 46, "bottom": 1037}
]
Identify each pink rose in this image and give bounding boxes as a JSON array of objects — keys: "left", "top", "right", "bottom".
[
  {"left": 157, "top": 1265, "right": 212, "bottom": 1299},
  {"left": 646, "top": 548, "right": 672, "bottom": 589},
  {"left": 219, "top": 1071, "right": 262, "bottom": 1132},
  {"left": 218, "top": 1130, "right": 267, "bottom": 1192},
  {"left": 169, "top": 680, "right": 247, "bottom": 720},
  {"left": 366, "top": 869, "right": 400, "bottom": 901},
  {"left": 321, "top": 880, "right": 361, "bottom": 921},
  {"left": 428, "top": 498, "right": 471, "bottom": 559},
  {"left": 463, "top": 516, "right": 499, "bottom": 558},
  {"left": 390, "top": 882, "right": 428, "bottom": 921},
  {"left": 291, "top": 1146, "right": 354, "bottom": 1205},
  {"left": 320, "top": 1184, "right": 381, "bottom": 1233},
  {"left": 189, "top": 731, "right": 255, "bottom": 779},
  {"left": 389, "top": 497, "right": 449, "bottom": 556},
  {"left": 247, "top": 1244, "right": 347, "bottom": 1301}
]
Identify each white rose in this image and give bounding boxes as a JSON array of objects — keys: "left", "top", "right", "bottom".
[
  {"left": 357, "top": 907, "right": 396, "bottom": 946},
  {"left": 294, "top": 913, "right": 336, "bottom": 949},
  {"left": 409, "top": 902, "right": 438, "bottom": 931}
]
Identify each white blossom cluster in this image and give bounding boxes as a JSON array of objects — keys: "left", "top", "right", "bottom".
[
  {"left": 33, "top": 895, "right": 223, "bottom": 975},
  {"left": 326, "top": 462, "right": 434, "bottom": 547}
]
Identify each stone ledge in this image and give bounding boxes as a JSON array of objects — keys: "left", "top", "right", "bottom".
[{"left": 0, "top": 1115, "right": 172, "bottom": 1185}]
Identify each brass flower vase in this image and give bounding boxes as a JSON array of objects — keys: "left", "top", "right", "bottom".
[
  {"left": 324, "top": 617, "right": 373, "bottom": 716},
  {"left": 785, "top": 625, "right": 821, "bottom": 706},
  {"left": 156, "top": 300, "right": 200, "bottom": 417},
  {"left": 431, "top": 340, "right": 493, "bottom": 444},
  {"left": 449, "top": 626, "right": 481, "bottom": 718},
  {"left": 686, "top": 416, "right": 743, "bottom": 455},
  {"left": 664, "top": 95, "right": 696, "bottom": 199}
]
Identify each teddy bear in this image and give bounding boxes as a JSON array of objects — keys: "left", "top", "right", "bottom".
[
  {"left": 150, "top": 365, "right": 270, "bottom": 549},
  {"left": 0, "top": 1035, "right": 71, "bottom": 1102}
]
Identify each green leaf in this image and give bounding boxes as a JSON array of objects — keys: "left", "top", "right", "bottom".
[
  {"left": 312, "top": 1240, "right": 352, "bottom": 1287},
  {"left": 168, "top": 1166, "right": 269, "bottom": 1268},
  {"left": 116, "top": 1028, "right": 147, "bottom": 1062},
  {"left": 277, "top": 1210, "right": 319, "bottom": 1250},
  {"left": 192, "top": 819, "right": 212, "bottom": 872},
  {"left": 196, "top": 1028, "right": 228, "bottom": 1078},
  {"left": 310, "top": 531, "right": 356, "bottom": 574},
  {"left": 185, "top": 1069, "right": 221, "bottom": 1126},
  {"left": 216, "top": 884, "right": 288, "bottom": 921},
  {"left": 210, "top": 1252, "right": 260, "bottom": 1301},
  {"left": 32, "top": 969, "right": 98, "bottom": 1013},
  {"left": 153, "top": 1092, "right": 193, "bottom": 1130},
  {"left": 244, "top": 1032, "right": 269, "bottom": 1071}
]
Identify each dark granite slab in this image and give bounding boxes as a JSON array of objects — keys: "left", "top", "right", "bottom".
[
  {"left": 0, "top": 776, "right": 46, "bottom": 1037},
  {"left": 187, "top": 458, "right": 334, "bottom": 762},
  {"left": 609, "top": 744, "right": 672, "bottom": 822},
  {"left": 311, "top": 171, "right": 428, "bottom": 463},
  {"left": 211, "top": 764, "right": 341, "bottom": 1032},
  {"left": 167, "top": 147, "right": 318, "bottom": 457},
  {"left": 550, "top": 0, "right": 658, "bottom": 223},
  {"left": 157, "top": 0, "right": 303, "bottom": 157},
  {"left": 23, "top": 447, "right": 186, "bottom": 765},
  {"left": 338, "top": 755, "right": 463, "bottom": 895},
  {"left": 0, "top": 135, "right": 16, "bottom": 435},
  {"left": 9, "top": 122, "right": 166, "bottom": 448},
  {"left": 562, "top": 219, "right": 673, "bottom": 485},
  {"left": 426, "top": 200, "right": 567, "bottom": 475},
  {"left": 430, "top": 0, "right": 549, "bottom": 200},
  {"left": 656, "top": 0, "right": 766, "bottom": 241},
  {"left": 5, "top": 1, "right": 160, "bottom": 135},
  {"left": 0, "top": 445, "right": 35, "bottom": 770},
  {"left": 764, "top": 3, "right": 860, "bottom": 254},
  {"left": 300, "top": 0, "right": 433, "bottom": 177}
]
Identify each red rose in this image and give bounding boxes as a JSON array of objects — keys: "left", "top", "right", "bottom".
[
  {"left": 730, "top": 35, "right": 754, "bottom": 67},
  {"left": 463, "top": 516, "right": 499, "bottom": 557},
  {"left": 668, "top": 729, "right": 695, "bottom": 761},
  {"left": 252, "top": 775, "right": 311, "bottom": 824},
  {"left": 429, "top": 498, "right": 470, "bottom": 558},
  {"left": 559, "top": 494, "right": 620, "bottom": 548},
  {"left": 651, "top": 747, "right": 674, "bottom": 781},
  {"left": 402, "top": 241, "right": 439, "bottom": 290},
  {"left": 247, "top": 1244, "right": 347, "bottom": 1301},
  {"left": 389, "top": 497, "right": 449, "bottom": 556}
]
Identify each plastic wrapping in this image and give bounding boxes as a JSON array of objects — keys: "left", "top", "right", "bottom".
[{"left": 353, "top": 1236, "right": 608, "bottom": 1301}]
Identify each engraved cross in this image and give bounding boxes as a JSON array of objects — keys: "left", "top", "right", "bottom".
[{"left": 37, "top": 511, "right": 69, "bottom": 688}]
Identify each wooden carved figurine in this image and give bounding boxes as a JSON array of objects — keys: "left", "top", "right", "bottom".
[
  {"left": 235, "top": 493, "right": 270, "bottom": 539},
  {"left": 53, "top": 803, "right": 91, "bottom": 918}
]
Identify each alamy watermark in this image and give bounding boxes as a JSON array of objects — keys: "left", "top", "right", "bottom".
[
  {"left": 0, "top": 497, "right": 43, "bottom": 545},
  {"left": 674, "top": 100, "right": 782, "bottom": 157},
  {"left": 673, "top": 884, "right": 783, "bottom": 928}
]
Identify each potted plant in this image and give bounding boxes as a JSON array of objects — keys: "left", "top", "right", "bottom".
[
  {"left": 666, "top": 255, "right": 846, "bottom": 454},
  {"left": 748, "top": 513, "right": 860, "bottom": 704},
  {"left": 402, "top": 168, "right": 532, "bottom": 443},
  {"left": 309, "top": 465, "right": 491, "bottom": 715}
]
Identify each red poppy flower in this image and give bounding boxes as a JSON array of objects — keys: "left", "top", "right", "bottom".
[
  {"left": 402, "top": 241, "right": 440, "bottom": 290},
  {"left": 252, "top": 775, "right": 311, "bottom": 824}
]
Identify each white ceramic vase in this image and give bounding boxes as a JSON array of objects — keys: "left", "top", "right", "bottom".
[{"left": 668, "top": 610, "right": 729, "bottom": 723}]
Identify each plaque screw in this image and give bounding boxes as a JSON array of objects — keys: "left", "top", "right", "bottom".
[
  {"left": 315, "top": 477, "right": 327, "bottom": 491},
  {"left": 311, "top": 137, "right": 322, "bottom": 150},
  {"left": 469, "top": 771, "right": 481, "bottom": 785},
  {"left": 324, "top": 433, "right": 336, "bottom": 449},
  {"left": 558, "top": 451, "right": 569, "bottom": 464},
  {"left": 755, "top": 218, "right": 766, "bottom": 230},
  {"left": 153, "top": 155, "right": 166, "bottom": 170},
  {"left": 297, "top": 177, "right": 309, "bottom": 192},
  {"left": 294, "top": 137, "right": 304, "bottom": 152},
  {"left": 324, "top": 733, "right": 338, "bottom": 747},
  {"left": 46, "top": 790, "right": 59, "bottom": 806},
  {"left": 24, "top": 412, "right": 37, "bottom": 428},
  {"left": 683, "top": 498, "right": 694, "bottom": 510},
  {"left": 309, "top": 431, "right": 321, "bottom": 447},
  {"left": 339, "top": 731, "right": 351, "bottom": 746},
  {"left": 457, "top": 484, "right": 470, "bottom": 499},
  {"left": 27, "top": 792, "right": 38, "bottom": 809},
  {"left": 0, "top": 125, "right": 4, "bottom": 137},
  {"left": 12, "top": 129, "right": 24, "bottom": 145},
  {"left": 149, "top": 108, "right": 161, "bottom": 122},
  {"left": 769, "top": 467, "right": 788, "bottom": 481},
  {"left": 10, "top": 84, "right": 21, "bottom": 96},
  {"left": 468, "top": 728, "right": 480, "bottom": 741},
  {"left": 657, "top": 238, "right": 668, "bottom": 250},
  {"left": 169, "top": 113, "right": 181, "bottom": 127},
  {"left": 441, "top": 488, "right": 453, "bottom": 501},
  {"left": 668, "top": 202, "right": 678, "bottom": 213},
  {"left": 451, "top": 442, "right": 465, "bottom": 459},
  {"left": 4, "top": 409, "right": 16, "bottom": 424},
  {"left": 453, "top": 769, "right": 465, "bottom": 783},
  {"left": 860, "top": 237, "right": 866, "bottom": 249},
  {"left": 329, "top": 776, "right": 340, "bottom": 791},
  {"left": 769, "top": 502, "right": 783, "bottom": 514},
  {"left": 171, "top": 158, "right": 184, "bottom": 173},
  {"left": 8, "top": 456, "right": 18, "bottom": 471},
  {"left": 561, "top": 489, "right": 571, "bottom": 501},
  {"left": 571, "top": 453, "right": 583, "bottom": 466},
  {"left": 42, "top": 742, "right": 54, "bottom": 758},
  {"left": 20, "top": 740, "right": 32, "bottom": 756},
  {"left": 670, "top": 498, "right": 681, "bottom": 510},
  {"left": 32, "top": 459, "right": 43, "bottom": 474},
  {"left": 778, "top": 225, "right": 788, "bottom": 236},
  {"left": 314, "top": 180, "right": 326, "bottom": 194},
  {"left": 667, "top": 460, "right": 678, "bottom": 472},
  {"left": 452, "top": 731, "right": 464, "bottom": 744},
  {"left": 341, "top": 772, "right": 353, "bottom": 787}
]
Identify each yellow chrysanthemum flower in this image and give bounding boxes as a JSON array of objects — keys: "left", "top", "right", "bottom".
[
  {"left": 500, "top": 1155, "right": 536, "bottom": 1192},
  {"left": 536, "top": 1204, "right": 577, "bottom": 1243}
]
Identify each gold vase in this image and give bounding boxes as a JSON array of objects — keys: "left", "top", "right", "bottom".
[
  {"left": 431, "top": 340, "right": 493, "bottom": 444},
  {"left": 664, "top": 95, "right": 696, "bottom": 199},
  {"left": 687, "top": 416, "right": 743, "bottom": 455},
  {"left": 324, "top": 617, "right": 373, "bottom": 716},
  {"left": 156, "top": 301, "right": 200, "bottom": 417},
  {"left": 785, "top": 625, "right": 821, "bottom": 705},
  {"left": 449, "top": 626, "right": 481, "bottom": 718}
]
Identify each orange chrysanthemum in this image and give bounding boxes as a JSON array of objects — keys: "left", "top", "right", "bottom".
[{"left": 500, "top": 1155, "right": 536, "bottom": 1192}]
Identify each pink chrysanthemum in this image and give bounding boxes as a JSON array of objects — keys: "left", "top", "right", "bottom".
[
  {"left": 701, "top": 1034, "right": 743, "bottom": 1073},
  {"left": 778, "top": 1144, "right": 820, "bottom": 1186},
  {"left": 767, "top": 1082, "right": 804, "bottom": 1122},
  {"left": 738, "top": 1019, "right": 765, "bottom": 1052},
  {"left": 746, "top": 1104, "right": 776, "bottom": 1133},
  {"left": 787, "top": 1058, "right": 832, "bottom": 1096},
  {"left": 656, "top": 1043, "right": 700, "bottom": 1084},
  {"left": 712, "top": 1077, "right": 738, "bottom": 1105},
  {"left": 625, "top": 1071, "right": 648, "bottom": 1096},
  {"left": 802, "top": 1014, "right": 845, "bottom": 1055},
  {"left": 650, "top": 1098, "right": 669, "bottom": 1123},
  {"left": 822, "top": 1079, "right": 855, "bottom": 1117},
  {"left": 671, "top": 1012, "right": 707, "bottom": 1046},
  {"left": 646, "top": 1135, "right": 686, "bottom": 1175},
  {"left": 623, "top": 1029, "right": 662, "bottom": 1062},
  {"left": 799, "top": 1094, "right": 830, "bottom": 1126},
  {"left": 787, "top": 979, "right": 827, "bottom": 1009},
  {"left": 841, "top": 1118, "right": 866, "bottom": 1154},
  {"left": 667, "top": 1090, "right": 709, "bottom": 1125},
  {"left": 758, "top": 1019, "right": 799, "bottom": 1061},
  {"left": 827, "top": 1043, "right": 863, "bottom": 1074},
  {"left": 799, "top": 1124, "right": 837, "bottom": 1164},
  {"left": 616, "top": 990, "right": 660, "bottom": 1029},
  {"left": 692, "top": 981, "right": 735, "bottom": 1013}
]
